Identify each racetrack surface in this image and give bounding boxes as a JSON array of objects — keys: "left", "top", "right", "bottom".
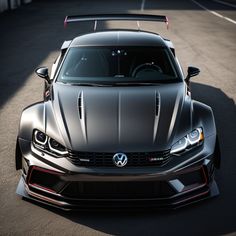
[{"left": 0, "top": 0, "right": 236, "bottom": 235}]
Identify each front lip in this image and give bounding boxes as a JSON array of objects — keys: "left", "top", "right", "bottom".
[
  {"left": 16, "top": 159, "right": 219, "bottom": 210},
  {"left": 18, "top": 176, "right": 213, "bottom": 210}
]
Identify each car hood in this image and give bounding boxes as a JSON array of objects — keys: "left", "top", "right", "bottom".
[{"left": 46, "top": 83, "right": 192, "bottom": 152}]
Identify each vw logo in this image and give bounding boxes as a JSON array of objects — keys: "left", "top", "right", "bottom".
[{"left": 113, "top": 153, "right": 128, "bottom": 167}]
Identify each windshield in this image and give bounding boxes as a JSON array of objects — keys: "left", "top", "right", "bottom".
[{"left": 57, "top": 46, "right": 180, "bottom": 85}]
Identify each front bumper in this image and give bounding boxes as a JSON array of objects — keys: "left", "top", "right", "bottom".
[{"left": 16, "top": 135, "right": 219, "bottom": 210}]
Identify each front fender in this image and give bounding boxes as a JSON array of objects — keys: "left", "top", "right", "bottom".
[
  {"left": 192, "top": 100, "right": 221, "bottom": 168},
  {"left": 192, "top": 100, "right": 216, "bottom": 138},
  {"left": 18, "top": 100, "right": 68, "bottom": 148},
  {"left": 18, "top": 102, "right": 45, "bottom": 141}
]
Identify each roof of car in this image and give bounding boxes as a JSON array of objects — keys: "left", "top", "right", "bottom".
[{"left": 70, "top": 30, "right": 167, "bottom": 47}]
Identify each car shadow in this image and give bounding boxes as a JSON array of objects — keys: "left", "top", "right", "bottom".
[{"left": 22, "top": 82, "right": 236, "bottom": 236}]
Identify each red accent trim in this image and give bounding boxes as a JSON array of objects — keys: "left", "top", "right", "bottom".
[
  {"left": 165, "top": 16, "right": 169, "bottom": 29},
  {"left": 30, "top": 183, "right": 57, "bottom": 194},
  {"left": 25, "top": 185, "right": 65, "bottom": 206},
  {"left": 27, "top": 166, "right": 63, "bottom": 193},
  {"left": 183, "top": 167, "right": 207, "bottom": 193},
  {"left": 29, "top": 166, "right": 62, "bottom": 177},
  {"left": 176, "top": 165, "right": 208, "bottom": 182},
  {"left": 26, "top": 165, "right": 209, "bottom": 206},
  {"left": 172, "top": 166, "right": 208, "bottom": 195},
  {"left": 201, "top": 166, "right": 208, "bottom": 185},
  {"left": 64, "top": 16, "right": 68, "bottom": 28},
  {"left": 174, "top": 190, "right": 209, "bottom": 206},
  {"left": 26, "top": 166, "right": 34, "bottom": 185},
  {"left": 176, "top": 165, "right": 201, "bottom": 175}
]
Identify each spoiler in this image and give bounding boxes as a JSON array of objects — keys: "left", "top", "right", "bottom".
[{"left": 64, "top": 14, "right": 169, "bottom": 30}]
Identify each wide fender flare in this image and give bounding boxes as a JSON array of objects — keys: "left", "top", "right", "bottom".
[
  {"left": 18, "top": 102, "right": 45, "bottom": 141},
  {"left": 192, "top": 100, "right": 216, "bottom": 138},
  {"left": 192, "top": 100, "right": 221, "bottom": 168},
  {"left": 17, "top": 101, "right": 67, "bottom": 148}
]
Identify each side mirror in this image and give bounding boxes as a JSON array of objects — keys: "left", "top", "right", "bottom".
[
  {"left": 35, "top": 67, "right": 50, "bottom": 83},
  {"left": 185, "top": 66, "right": 200, "bottom": 82}
]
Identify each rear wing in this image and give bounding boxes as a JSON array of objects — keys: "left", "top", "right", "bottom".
[{"left": 64, "top": 14, "right": 169, "bottom": 30}]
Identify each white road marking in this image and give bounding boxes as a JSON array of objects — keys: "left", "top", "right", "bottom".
[
  {"left": 212, "top": 0, "right": 236, "bottom": 9},
  {"left": 191, "top": 0, "right": 236, "bottom": 25},
  {"left": 141, "top": 0, "right": 146, "bottom": 11}
]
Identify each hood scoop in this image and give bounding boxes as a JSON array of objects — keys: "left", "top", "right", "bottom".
[
  {"left": 52, "top": 83, "right": 187, "bottom": 152},
  {"left": 78, "top": 92, "right": 83, "bottom": 119},
  {"left": 155, "top": 91, "right": 160, "bottom": 116},
  {"left": 78, "top": 91, "right": 88, "bottom": 143}
]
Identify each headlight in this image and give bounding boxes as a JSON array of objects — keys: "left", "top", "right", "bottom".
[
  {"left": 170, "top": 128, "right": 204, "bottom": 155},
  {"left": 33, "top": 130, "right": 68, "bottom": 156},
  {"left": 34, "top": 130, "right": 47, "bottom": 145},
  {"left": 48, "top": 137, "right": 68, "bottom": 155}
]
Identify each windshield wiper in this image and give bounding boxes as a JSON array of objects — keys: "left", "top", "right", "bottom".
[
  {"left": 74, "top": 83, "right": 113, "bottom": 87},
  {"left": 59, "top": 82, "right": 112, "bottom": 87},
  {"left": 58, "top": 81, "right": 161, "bottom": 87},
  {"left": 113, "top": 82, "right": 160, "bottom": 86}
]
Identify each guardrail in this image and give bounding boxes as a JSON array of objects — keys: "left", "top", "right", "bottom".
[{"left": 0, "top": 0, "right": 32, "bottom": 13}]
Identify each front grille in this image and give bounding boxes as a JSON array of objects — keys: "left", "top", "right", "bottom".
[
  {"left": 67, "top": 150, "right": 171, "bottom": 167},
  {"left": 61, "top": 181, "right": 176, "bottom": 199}
]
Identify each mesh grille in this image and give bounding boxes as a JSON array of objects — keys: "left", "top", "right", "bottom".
[
  {"left": 67, "top": 150, "right": 171, "bottom": 167},
  {"left": 61, "top": 181, "right": 176, "bottom": 199}
]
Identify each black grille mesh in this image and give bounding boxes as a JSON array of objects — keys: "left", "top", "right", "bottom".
[
  {"left": 61, "top": 181, "right": 176, "bottom": 199},
  {"left": 67, "top": 150, "right": 171, "bottom": 167}
]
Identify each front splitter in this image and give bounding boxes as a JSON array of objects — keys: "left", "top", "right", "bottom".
[{"left": 16, "top": 176, "right": 219, "bottom": 211}]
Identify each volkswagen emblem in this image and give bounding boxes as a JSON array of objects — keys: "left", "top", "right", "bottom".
[{"left": 113, "top": 153, "right": 128, "bottom": 167}]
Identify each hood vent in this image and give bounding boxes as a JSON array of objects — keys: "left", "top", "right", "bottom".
[
  {"left": 78, "top": 92, "right": 82, "bottom": 119},
  {"left": 155, "top": 92, "right": 160, "bottom": 116}
]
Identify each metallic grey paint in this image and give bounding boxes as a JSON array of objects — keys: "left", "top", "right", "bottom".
[{"left": 16, "top": 28, "right": 220, "bottom": 209}]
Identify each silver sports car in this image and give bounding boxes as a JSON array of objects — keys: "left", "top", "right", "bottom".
[{"left": 15, "top": 14, "right": 221, "bottom": 210}]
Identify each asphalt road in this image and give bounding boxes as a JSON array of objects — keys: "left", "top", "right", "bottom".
[{"left": 0, "top": 0, "right": 236, "bottom": 235}]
